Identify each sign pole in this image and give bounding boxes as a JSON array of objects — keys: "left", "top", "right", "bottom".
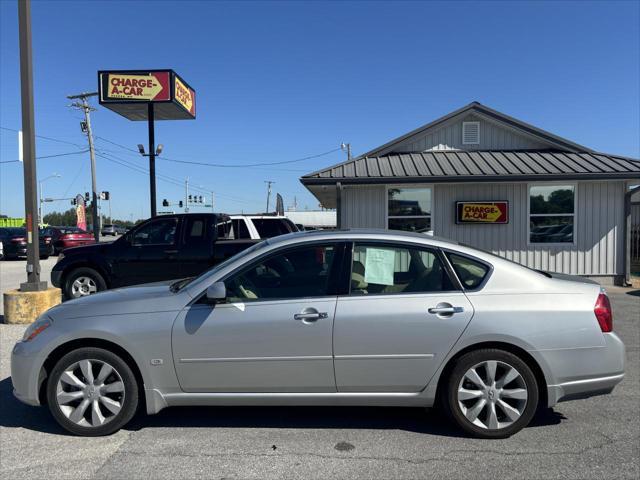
[
  {"left": 148, "top": 103, "right": 157, "bottom": 217},
  {"left": 18, "top": 0, "right": 45, "bottom": 291}
]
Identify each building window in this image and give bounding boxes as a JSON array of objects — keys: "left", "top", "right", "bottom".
[
  {"left": 387, "top": 187, "right": 432, "bottom": 233},
  {"left": 529, "top": 184, "right": 575, "bottom": 243}
]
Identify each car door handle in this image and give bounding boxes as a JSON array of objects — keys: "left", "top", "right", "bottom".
[
  {"left": 428, "top": 305, "right": 465, "bottom": 315},
  {"left": 294, "top": 312, "right": 328, "bottom": 322}
]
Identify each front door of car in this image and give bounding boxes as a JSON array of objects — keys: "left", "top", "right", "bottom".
[
  {"left": 172, "top": 242, "right": 345, "bottom": 393},
  {"left": 333, "top": 242, "right": 474, "bottom": 392},
  {"left": 112, "top": 216, "right": 181, "bottom": 287}
]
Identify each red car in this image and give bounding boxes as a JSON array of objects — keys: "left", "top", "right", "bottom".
[{"left": 41, "top": 226, "right": 95, "bottom": 255}]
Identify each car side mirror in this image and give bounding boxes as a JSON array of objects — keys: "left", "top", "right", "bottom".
[{"left": 205, "top": 282, "right": 226, "bottom": 303}]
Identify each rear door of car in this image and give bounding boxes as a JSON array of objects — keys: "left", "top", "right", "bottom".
[{"left": 333, "top": 241, "right": 474, "bottom": 392}]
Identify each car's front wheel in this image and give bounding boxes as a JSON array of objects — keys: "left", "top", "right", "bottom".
[
  {"left": 46, "top": 347, "right": 139, "bottom": 436},
  {"left": 64, "top": 267, "right": 107, "bottom": 299},
  {"left": 444, "top": 349, "right": 538, "bottom": 439}
]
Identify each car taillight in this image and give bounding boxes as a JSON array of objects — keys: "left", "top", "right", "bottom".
[
  {"left": 594, "top": 290, "right": 613, "bottom": 333},
  {"left": 11, "top": 237, "right": 25, "bottom": 243},
  {"left": 44, "top": 237, "right": 51, "bottom": 243}
]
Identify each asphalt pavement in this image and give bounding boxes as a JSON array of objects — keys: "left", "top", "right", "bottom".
[{"left": 0, "top": 287, "right": 638, "bottom": 479}]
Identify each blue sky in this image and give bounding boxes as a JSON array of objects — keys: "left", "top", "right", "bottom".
[{"left": 1, "top": 0, "right": 638, "bottom": 220}]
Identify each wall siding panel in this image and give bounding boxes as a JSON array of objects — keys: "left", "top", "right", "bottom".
[
  {"left": 341, "top": 185, "right": 386, "bottom": 229},
  {"left": 339, "top": 181, "right": 625, "bottom": 276},
  {"left": 432, "top": 181, "right": 625, "bottom": 276},
  {"left": 393, "top": 113, "right": 550, "bottom": 153}
]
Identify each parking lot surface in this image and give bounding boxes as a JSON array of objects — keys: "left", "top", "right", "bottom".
[{"left": 0, "top": 287, "right": 638, "bottom": 479}]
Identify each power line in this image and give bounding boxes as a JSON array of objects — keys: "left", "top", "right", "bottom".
[
  {"left": 95, "top": 151, "right": 256, "bottom": 205},
  {"left": 159, "top": 147, "right": 342, "bottom": 168},
  {"left": 0, "top": 149, "right": 89, "bottom": 163},
  {"left": 0, "top": 125, "right": 85, "bottom": 148}
]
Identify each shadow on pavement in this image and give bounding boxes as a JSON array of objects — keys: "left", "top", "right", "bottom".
[
  {"left": 0, "top": 377, "right": 66, "bottom": 435},
  {"left": 0, "top": 375, "right": 566, "bottom": 437},
  {"left": 626, "top": 289, "right": 640, "bottom": 297}
]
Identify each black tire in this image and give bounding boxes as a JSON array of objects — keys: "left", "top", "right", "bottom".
[
  {"left": 64, "top": 267, "right": 107, "bottom": 300},
  {"left": 46, "top": 347, "right": 139, "bottom": 436},
  {"left": 444, "top": 348, "right": 539, "bottom": 439}
]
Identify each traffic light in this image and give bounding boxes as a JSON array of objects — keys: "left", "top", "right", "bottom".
[
  {"left": 179, "top": 201, "right": 184, "bottom": 208},
  {"left": 71, "top": 198, "right": 77, "bottom": 206},
  {"left": 198, "top": 195, "right": 203, "bottom": 203},
  {"left": 101, "top": 191, "right": 110, "bottom": 201},
  {"left": 162, "top": 199, "right": 169, "bottom": 207},
  {"left": 188, "top": 195, "right": 192, "bottom": 203},
  {"left": 85, "top": 192, "right": 90, "bottom": 202}
]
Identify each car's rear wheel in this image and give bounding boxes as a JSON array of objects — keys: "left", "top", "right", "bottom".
[
  {"left": 64, "top": 267, "right": 106, "bottom": 299},
  {"left": 46, "top": 347, "right": 138, "bottom": 436},
  {"left": 444, "top": 349, "right": 538, "bottom": 439}
]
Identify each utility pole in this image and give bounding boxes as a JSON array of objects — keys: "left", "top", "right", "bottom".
[
  {"left": 185, "top": 177, "right": 189, "bottom": 213},
  {"left": 211, "top": 191, "right": 215, "bottom": 213},
  {"left": 68, "top": 91, "right": 100, "bottom": 243},
  {"left": 18, "top": 0, "right": 45, "bottom": 291},
  {"left": 265, "top": 180, "right": 275, "bottom": 213},
  {"left": 341, "top": 142, "right": 352, "bottom": 161}
]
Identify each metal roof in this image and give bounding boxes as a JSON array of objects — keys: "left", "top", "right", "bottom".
[{"left": 301, "top": 150, "right": 640, "bottom": 185}]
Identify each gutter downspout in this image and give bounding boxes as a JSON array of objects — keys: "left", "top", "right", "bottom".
[{"left": 336, "top": 182, "right": 343, "bottom": 229}]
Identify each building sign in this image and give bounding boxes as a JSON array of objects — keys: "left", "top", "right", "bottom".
[
  {"left": 104, "top": 72, "right": 170, "bottom": 101},
  {"left": 456, "top": 201, "right": 509, "bottom": 224},
  {"left": 174, "top": 75, "right": 196, "bottom": 116},
  {"left": 98, "top": 69, "right": 196, "bottom": 121}
]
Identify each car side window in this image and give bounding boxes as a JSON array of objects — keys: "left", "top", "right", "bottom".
[
  {"left": 131, "top": 218, "right": 178, "bottom": 246},
  {"left": 231, "top": 219, "right": 251, "bottom": 239},
  {"left": 350, "top": 243, "right": 455, "bottom": 295},
  {"left": 446, "top": 253, "right": 490, "bottom": 289},
  {"left": 225, "top": 244, "right": 337, "bottom": 302},
  {"left": 251, "top": 218, "right": 292, "bottom": 238}
]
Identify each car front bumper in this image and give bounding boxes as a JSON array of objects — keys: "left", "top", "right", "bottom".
[
  {"left": 544, "top": 332, "right": 625, "bottom": 406},
  {"left": 11, "top": 341, "right": 45, "bottom": 407}
]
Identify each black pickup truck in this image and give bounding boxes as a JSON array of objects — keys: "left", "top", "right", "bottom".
[{"left": 51, "top": 213, "right": 259, "bottom": 299}]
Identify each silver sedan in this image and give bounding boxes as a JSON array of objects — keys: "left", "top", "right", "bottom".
[{"left": 11, "top": 230, "right": 625, "bottom": 438}]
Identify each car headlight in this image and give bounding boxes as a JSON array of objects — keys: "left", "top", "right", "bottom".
[{"left": 22, "top": 316, "right": 52, "bottom": 342}]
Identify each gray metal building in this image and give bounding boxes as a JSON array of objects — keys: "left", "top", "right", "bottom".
[{"left": 301, "top": 102, "right": 640, "bottom": 284}]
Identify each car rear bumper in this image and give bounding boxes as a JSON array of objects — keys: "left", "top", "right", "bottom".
[{"left": 545, "top": 332, "right": 625, "bottom": 406}]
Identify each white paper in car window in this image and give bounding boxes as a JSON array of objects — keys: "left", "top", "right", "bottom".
[{"left": 364, "top": 248, "right": 395, "bottom": 285}]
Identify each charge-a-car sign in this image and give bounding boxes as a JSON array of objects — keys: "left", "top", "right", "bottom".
[
  {"left": 174, "top": 75, "right": 196, "bottom": 116},
  {"left": 98, "top": 70, "right": 196, "bottom": 121},
  {"left": 456, "top": 201, "right": 509, "bottom": 224},
  {"left": 105, "top": 72, "right": 170, "bottom": 101}
]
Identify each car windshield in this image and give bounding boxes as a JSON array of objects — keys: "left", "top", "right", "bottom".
[{"left": 171, "top": 240, "right": 269, "bottom": 292}]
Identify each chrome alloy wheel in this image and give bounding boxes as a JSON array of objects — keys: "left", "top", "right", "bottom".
[
  {"left": 55, "top": 359, "right": 125, "bottom": 428},
  {"left": 457, "top": 360, "right": 528, "bottom": 430},
  {"left": 71, "top": 276, "right": 97, "bottom": 297}
]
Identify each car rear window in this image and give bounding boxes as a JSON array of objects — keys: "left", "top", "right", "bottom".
[
  {"left": 252, "top": 218, "right": 295, "bottom": 238},
  {"left": 446, "top": 253, "right": 490, "bottom": 289}
]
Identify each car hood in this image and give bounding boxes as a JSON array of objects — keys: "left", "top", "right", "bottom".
[
  {"left": 59, "top": 242, "right": 109, "bottom": 256},
  {"left": 46, "top": 281, "right": 190, "bottom": 319}
]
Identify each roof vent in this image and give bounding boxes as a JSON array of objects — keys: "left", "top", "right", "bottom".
[{"left": 462, "top": 121, "right": 480, "bottom": 145}]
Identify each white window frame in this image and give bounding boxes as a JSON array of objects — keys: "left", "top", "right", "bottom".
[
  {"left": 527, "top": 182, "right": 577, "bottom": 246},
  {"left": 462, "top": 121, "right": 480, "bottom": 145},
  {"left": 385, "top": 184, "right": 433, "bottom": 234}
]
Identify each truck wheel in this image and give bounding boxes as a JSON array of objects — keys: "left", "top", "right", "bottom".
[
  {"left": 46, "top": 347, "right": 139, "bottom": 436},
  {"left": 64, "top": 267, "right": 107, "bottom": 300}
]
